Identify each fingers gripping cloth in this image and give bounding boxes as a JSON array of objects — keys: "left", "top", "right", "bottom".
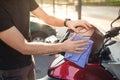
[{"left": 65, "top": 32, "right": 94, "bottom": 68}]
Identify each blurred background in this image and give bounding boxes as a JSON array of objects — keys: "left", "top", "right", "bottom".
[{"left": 30, "top": 0, "right": 120, "bottom": 79}]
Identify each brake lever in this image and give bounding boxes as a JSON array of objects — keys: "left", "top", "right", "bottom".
[{"left": 105, "top": 40, "right": 116, "bottom": 46}]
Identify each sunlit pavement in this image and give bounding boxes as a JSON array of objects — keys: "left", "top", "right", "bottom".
[{"left": 34, "top": 5, "right": 120, "bottom": 80}]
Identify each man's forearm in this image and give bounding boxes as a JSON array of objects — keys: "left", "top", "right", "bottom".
[
  {"left": 23, "top": 42, "right": 64, "bottom": 55},
  {"left": 44, "top": 15, "right": 64, "bottom": 27},
  {"left": 0, "top": 26, "right": 64, "bottom": 55},
  {"left": 32, "top": 7, "right": 64, "bottom": 27}
]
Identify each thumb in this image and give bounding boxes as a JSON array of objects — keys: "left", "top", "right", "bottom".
[{"left": 68, "top": 33, "right": 77, "bottom": 41}]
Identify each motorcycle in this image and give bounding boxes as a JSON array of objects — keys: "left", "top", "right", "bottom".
[{"left": 39, "top": 9, "right": 120, "bottom": 80}]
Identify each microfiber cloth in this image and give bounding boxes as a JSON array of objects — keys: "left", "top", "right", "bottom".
[{"left": 65, "top": 32, "right": 94, "bottom": 68}]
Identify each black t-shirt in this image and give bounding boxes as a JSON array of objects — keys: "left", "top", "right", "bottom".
[{"left": 0, "top": 0, "right": 39, "bottom": 70}]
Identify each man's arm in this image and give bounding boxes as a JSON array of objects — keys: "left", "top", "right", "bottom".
[
  {"left": 31, "top": 7, "right": 64, "bottom": 27},
  {"left": 31, "top": 7, "right": 93, "bottom": 33},
  {"left": 0, "top": 26, "right": 88, "bottom": 55}
]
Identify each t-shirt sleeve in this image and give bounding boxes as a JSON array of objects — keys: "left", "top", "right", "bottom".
[
  {"left": 0, "top": 7, "right": 14, "bottom": 32},
  {"left": 29, "top": 0, "right": 39, "bottom": 11}
]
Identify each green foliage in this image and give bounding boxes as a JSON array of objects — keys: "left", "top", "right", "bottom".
[
  {"left": 35, "top": 0, "right": 120, "bottom": 6},
  {"left": 83, "top": 0, "right": 120, "bottom": 6}
]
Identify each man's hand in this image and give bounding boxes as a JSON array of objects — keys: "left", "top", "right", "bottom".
[
  {"left": 61, "top": 33, "right": 89, "bottom": 54},
  {"left": 66, "top": 20, "right": 93, "bottom": 33}
]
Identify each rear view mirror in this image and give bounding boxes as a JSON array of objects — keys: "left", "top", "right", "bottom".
[{"left": 111, "top": 8, "right": 120, "bottom": 28}]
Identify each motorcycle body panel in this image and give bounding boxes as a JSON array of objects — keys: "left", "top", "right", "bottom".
[{"left": 48, "top": 55, "right": 115, "bottom": 80}]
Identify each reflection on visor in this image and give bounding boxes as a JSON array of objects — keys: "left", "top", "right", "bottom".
[{"left": 65, "top": 32, "right": 94, "bottom": 68}]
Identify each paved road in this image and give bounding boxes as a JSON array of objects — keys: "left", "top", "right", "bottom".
[{"left": 33, "top": 5, "right": 120, "bottom": 80}]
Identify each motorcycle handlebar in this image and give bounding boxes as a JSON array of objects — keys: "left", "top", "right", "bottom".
[{"left": 104, "top": 27, "right": 120, "bottom": 38}]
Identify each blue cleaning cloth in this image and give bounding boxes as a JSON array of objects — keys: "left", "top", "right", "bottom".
[{"left": 65, "top": 32, "right": 94, "bottom": 68}]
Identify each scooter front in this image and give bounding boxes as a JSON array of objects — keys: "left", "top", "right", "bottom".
[{"left": 39, "top": 54, "right": 115, "bottom": 80}]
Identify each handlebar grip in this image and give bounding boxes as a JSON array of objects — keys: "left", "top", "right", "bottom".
[{"left": 105, "top": 27, "right": 120, "bottom": 38}]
